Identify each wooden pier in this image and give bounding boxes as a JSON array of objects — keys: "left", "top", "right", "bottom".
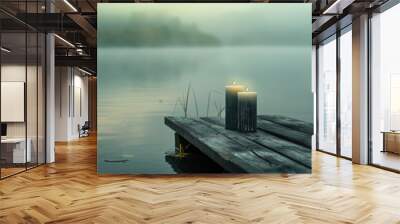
[{"left": 164, "top": 115, "right": 312, "bottom": 173}]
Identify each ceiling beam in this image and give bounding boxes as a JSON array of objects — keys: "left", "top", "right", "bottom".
[
  {"left": 322, "top": 0, "right": 356, "bottom": 14},
  {"left": 67, "top": 13, "right": 97, "bottom": 46},
  {"left": 55, "top": 55, "right": 96, "bottom": 70},
  {"left": 13, "top": 13, "right": 81, "bottom": 32}
]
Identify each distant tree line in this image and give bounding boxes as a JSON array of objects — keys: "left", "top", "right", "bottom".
[{"left": 100, "top": 13, "right": 221, "bottom": 47}]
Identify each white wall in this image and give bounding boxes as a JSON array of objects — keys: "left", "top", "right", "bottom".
[
  {"left": 1, "top": 82, "right": 25, "bottom": 122},
  {"left": 71, "top": 73, "right": 89, "bottom": 138},
  {"left": 55, "top": 67, "right": 89, "bottom": 141},
  {"left": 1, "top": 65, "right": 26, "bottom": 81},
  {"left": 55, "top": 67, "right": 71, "bottom": 141}
]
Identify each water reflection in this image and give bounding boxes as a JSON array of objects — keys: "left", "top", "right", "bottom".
[{"left": 165, "top": 151, "right": 226, "bottom": 173}]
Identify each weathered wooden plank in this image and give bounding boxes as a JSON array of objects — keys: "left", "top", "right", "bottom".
[
  {"left": 202, "top": 117, "right": 311, "bottom": 168},
  {"left": 259, "top": 115, "right": 313, "bottom": 135},
  {"left": 165, "top": 117, "right": 274, "bottom": 173},
  {"left": 257, "top": 119, "right": 311, "bottom": 148},
  {"left": 196, "top": 118, "right": 309, "bottom": 173},
  {"left": 165, "top": 117, "right": 309, "bottom": 173}
]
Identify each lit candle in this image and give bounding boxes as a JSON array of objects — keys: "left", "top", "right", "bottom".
[
  {"left": 225, "top": 82, "right": 245, "bottom": 130},
  {"left": 237, "top": 89, "right": 257, "bottom": 132}
]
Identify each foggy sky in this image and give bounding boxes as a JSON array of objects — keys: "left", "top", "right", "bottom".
[{"left": 98, "top": 3, "right": 311, "bottom": 47}]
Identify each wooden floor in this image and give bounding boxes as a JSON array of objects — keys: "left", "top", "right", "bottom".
[
  {"left": 1, "top": 135, "right": 400, "bottom": 223},
  {"left": 1, "top": 167, "right": 26, "bottom": 178}
]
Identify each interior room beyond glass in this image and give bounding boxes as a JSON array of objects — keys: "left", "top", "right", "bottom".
[{"left": 0, "top": 1, "right": 46, "bottom": 179}]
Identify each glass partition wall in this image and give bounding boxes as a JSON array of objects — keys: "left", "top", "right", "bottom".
[
  {"left": 339, "top": 27, "right": 352, "bottom": 159},
  {"left": 370, "top": 3, "right": 400, "bottom": 171},
  {"left": 316, "top": 26, "right": 352, "bottom": 159},
  {"left": 0, "top": 2, "right": 46, "bottom": 179}
]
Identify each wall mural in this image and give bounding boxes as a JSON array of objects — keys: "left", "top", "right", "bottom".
[{"left": 98, "top": 3, "right": 312, "bottom": 174}]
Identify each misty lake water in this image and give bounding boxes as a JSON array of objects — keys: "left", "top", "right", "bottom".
[{"left": 98, "top": 46, "right": 312, "bottom": 174}]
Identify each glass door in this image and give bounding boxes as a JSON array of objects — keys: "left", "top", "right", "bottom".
[
  {"left": 0, "top": 1, "right": 47, "bottom": 179},
  {"left": 317, "top": 35, "right": 337, "bottom": 154},
  {"left": 370, "top": 4, "right": 400, "bottom": 171},
  {"left": 1, "top": 30, "right": 28, "bottom": 178},
  {"left": 317, "top": 26, "right": 353, "bottom": 159}
]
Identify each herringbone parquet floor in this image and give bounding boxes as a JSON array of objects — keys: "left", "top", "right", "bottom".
[{"left": 1, "top": 135, "right": 400, "bottom": 224}]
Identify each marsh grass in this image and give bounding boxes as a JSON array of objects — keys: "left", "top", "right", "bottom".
[{"left": 172, "top": 83, "right": 224, "bottom": 118}]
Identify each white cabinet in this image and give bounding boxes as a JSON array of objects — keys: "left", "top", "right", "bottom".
[{"left": 1, "top": 138, "right": 32, "bottom": 163}]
